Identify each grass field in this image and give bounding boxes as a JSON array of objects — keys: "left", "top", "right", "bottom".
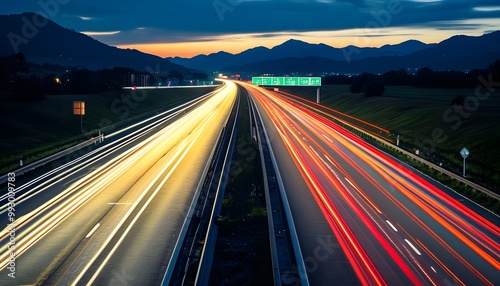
[
  {"left": 278, "top": 85, "right": 500, "bottom": 192},
  {"left": 0, "top": 86, "right": 219, "bottom": 174}
]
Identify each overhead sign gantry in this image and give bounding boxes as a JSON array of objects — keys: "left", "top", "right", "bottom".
[
  {"left": 252, "top": 76, "right": 322, "bottom": 102},
  {"left": 251, "top": 76, "right": 321, "bottom": 86}
]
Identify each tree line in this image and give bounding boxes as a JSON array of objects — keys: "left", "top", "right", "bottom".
[
  {"left": 322, "top": 60, "right": 500, "bottom": 97},
  {"left": 0, "top": 53, "right": 208, "bottom": 101}
]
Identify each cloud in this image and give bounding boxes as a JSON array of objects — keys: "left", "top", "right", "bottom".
[
  {"left": 418, "top": 18, "right": 500, "bottom": 31},
  {"left": 4, "top": 0, "right": 500, "bottom": 56},
  {"left": 473, "top": 6, "right": 500, "bottom": 12},
  {"left": 408, "top": 0, "right": 442, "bottom": 3},
  {"left": 81, "top": 31, "right": 121, "bottom": 36},
  {"left": 78, "top": 16, "right": 93, "bottom": 20}
]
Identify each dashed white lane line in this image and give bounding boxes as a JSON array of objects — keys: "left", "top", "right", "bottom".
[
  {"left": 85, "top": 223, "right": 101, "bottom": 238},
  {"left": 386, "top": 220, "right": 398, "bottom": 232},
  {"left": 405, "top": 239, "right": 422, "bottom": 255}
]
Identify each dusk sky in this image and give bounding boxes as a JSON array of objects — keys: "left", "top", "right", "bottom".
[{"left": 4, "top": 0, "right": 500, "bottom": 58}]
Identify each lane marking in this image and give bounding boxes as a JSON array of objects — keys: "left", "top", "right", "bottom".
[
  {"left": 431, "top": 266, "right": 437, "bottom": 273},
  {"left": 85, "top": 223, "right": 100, "bottom": 238},
  {"left": 107, "top": 202, "right": 132, "bottom": 205},
  {"left": 321, "top": 133, "right": 333, "bottom": 143},
  {"left": 344, "top": 177, "right": 357, "bottom": 190},
  {"left": 78, "top": 86, "right": 233, "bottom": 286},
  {"left": 405, "top": 239, "right": 422, "bottom": 255},
  {"left": 324, "top": 154, "right": 337, "bottom": 168},
  {"left": 386, "top": 220, "right": 398, "bottom": 232}
]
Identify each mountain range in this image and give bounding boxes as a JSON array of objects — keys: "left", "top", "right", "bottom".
[
  {"left": 0, "top": 12, "right": 187, "bottom": 72},
  {"left": 169, "top": 38, "right": 433, "bottom": 71},
  {"left": 1, "top": 12, "right": 499, "bottom": 75},
  {"left": 170, "top": 32, "right": 500, "bottom": 74}
]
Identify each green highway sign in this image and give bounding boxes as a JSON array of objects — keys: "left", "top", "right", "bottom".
[
  {"left": 252, "top": 77, "right": 263, "bottom": 85},
  {"left": 262, "top": 77, "right": 272, "bottom": 85},
  {"left": 284, "top": 77, "right": 299, "bottom": 85},
  {"left": 272, "top": 77, "right": 284, "bottom": 85},
  {"left": 252, "top": 76, "right": 321, "bottom": 86}
]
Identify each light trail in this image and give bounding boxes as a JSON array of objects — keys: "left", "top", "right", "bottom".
[
  {"left": 0, "top": 81, "right": 238, "bottom": 284},
  {"left": 243, "top": 81, "right": 500, "bottom": 285},
  {"left": 0, "top": 90, "right": 216, "bottom": 214}
]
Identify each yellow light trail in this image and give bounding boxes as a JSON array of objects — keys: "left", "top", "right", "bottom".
[{"left": 0, "top": 81, "right": 238, "bottom": 277}]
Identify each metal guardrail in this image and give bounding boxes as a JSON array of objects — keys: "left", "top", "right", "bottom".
[
  {"left": 195, "top": 91, "right": 240, "bottom": 285},
  {"left": 249, "top": 92, "right": 310, "bottom": 286},
  {"left": 387, "top": 144, "right": 500, "bottom": 201},
  {"left": 1, "top": 86, "right": 224, "bottom": 186},
  {"left": 161, "top": 123, "right": 223, "bottom": 286},
  {"left": 0, "top": 135, "right": 103, "bottom": 185},
  {"left": 162, "top": 87, "right": 240, "bottom": 286}
]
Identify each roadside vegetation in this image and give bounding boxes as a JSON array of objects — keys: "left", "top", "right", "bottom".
[
  {"left": 0, "top": 87, "right": 218, "bottom": 175},
  {"left": 210, "top": 94, "right": 273, "bottom": 285},
  {"left": 0, "top": 53, "right": 216, "bottom": 174}
]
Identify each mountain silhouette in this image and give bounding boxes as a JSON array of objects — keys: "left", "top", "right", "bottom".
[
  {"left": 0, "top": 12, "right": 188, "bottom": 72},
  {"left": 169, "top": 38, "right": 434, "bottom": 71},
  {"left": 220, "top": 31, "right": 500, "bottom": 74},
  {"left": 2, "top": 12, "right": 498, "bottom": 75}
]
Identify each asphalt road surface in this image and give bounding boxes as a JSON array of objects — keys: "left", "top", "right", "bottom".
[
  {"left": 241, "top": 81, "right": 499, "bottom": 286},
  {"left": 0, "top": 81, "right": 238, "bottom": 285}
]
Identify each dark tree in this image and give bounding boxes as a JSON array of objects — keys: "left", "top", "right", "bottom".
[
  {"left": 364, "top": 81, "right": 385, "bottom": 97},
  {"left": 488, "top": 60, "right": 500, "bottom": 82},
  {"left": 357, "top": 72, "right": 377, "bottom": 83},
  {"left": 42, "top": 74, "right": 64, "bottom": 94},
  {"left": 415, "top": 67, "right": 434, "bottom": 87},
  {"left": 15, "top": 75, "right": 45, "bottom": 101},
  {"left": 167, "top": 71, "right": 184, "bottom": 82},
  {"left": 0, "top": 53, "right": 30, "bottom": 91},
  {"left": 323, "top": 74, "right": 351, "bottom": 85},
  {"left": 349, "top": 81, "right": 364, "bottom": 93},
  {"left": 64, "top": 69, "right": 107, "bottom": 94},
  {"left": 381, "top": 69, "right": 410, "bottom": 86},
  {"left": 188, "top": 71, "right": 208, "bottom": 80}
]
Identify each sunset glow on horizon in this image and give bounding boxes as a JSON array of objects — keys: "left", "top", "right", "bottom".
[
  {"left": 5, "top": 0, "right": 500, "bottom": 59},
  {"left": 115, "top": 25, "right": 495, "bottom": 58}
]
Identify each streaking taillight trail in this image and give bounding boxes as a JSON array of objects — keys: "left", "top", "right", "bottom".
[{"left": 242, "top": 81, "right": 499, "bottom": 286}]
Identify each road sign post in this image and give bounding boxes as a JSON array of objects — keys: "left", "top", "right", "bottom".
[
  {"left": 73, "top": 101, "right": 85, "bottom": 133},
  {"left": 460, "top": 147, "right": 469, "bottom": 177}
]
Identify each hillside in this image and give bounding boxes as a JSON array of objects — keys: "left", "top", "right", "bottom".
[{"left": 0, "top": 12, "right": 188, "bottom": 72}]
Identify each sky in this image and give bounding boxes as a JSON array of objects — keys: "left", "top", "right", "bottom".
[{"left": 3, "top": 0, "right": 500, "bottom": 58}]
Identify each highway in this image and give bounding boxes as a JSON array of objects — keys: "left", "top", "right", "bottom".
[
  {"left": 241, "top": 81, "right": 500, "bottom": 286},
  {"left": 0, "top": 81, "right": 238, "bottom": 285}
]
